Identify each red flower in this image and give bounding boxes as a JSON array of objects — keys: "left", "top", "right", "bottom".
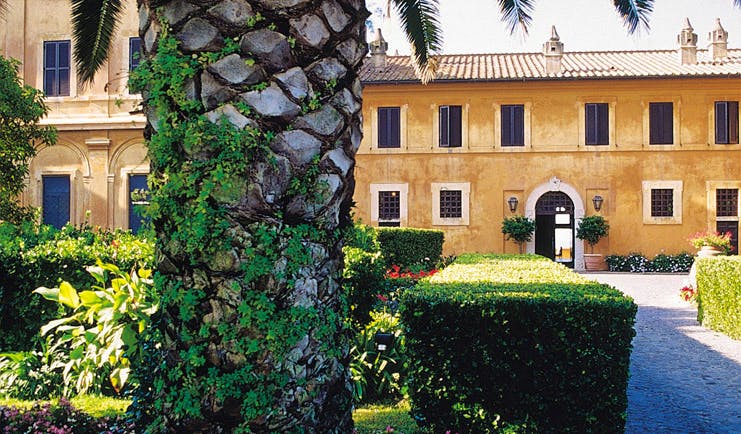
[{"left": 376, "top": 294, "right": 388, "bottom": 303}]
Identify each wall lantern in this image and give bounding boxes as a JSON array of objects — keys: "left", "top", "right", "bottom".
[
  {"left": 374, "top": 332, "right": 394, "bottom": 351},
  {"left": 592, "top": 195, "right": 604, "bottom": 212},
  {"left": 507, "top": 196, "right": 519, "bottom": 213}
]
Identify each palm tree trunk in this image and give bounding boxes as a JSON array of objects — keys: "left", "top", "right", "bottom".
[{"left": 136, "top": 1, "right": 368, "bottom": 431}]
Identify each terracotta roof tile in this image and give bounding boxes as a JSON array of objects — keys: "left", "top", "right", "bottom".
[{"left": 359, "top": 49, "right": 741, "bottom": 83}]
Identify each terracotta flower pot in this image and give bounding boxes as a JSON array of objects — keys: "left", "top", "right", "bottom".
[{"left": 583, "top": 253, "right": 608, "bottom": 271}]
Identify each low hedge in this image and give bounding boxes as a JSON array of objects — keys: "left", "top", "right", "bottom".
[
  {"left": 605, "top": 252, "right": 694, "bottom": 273},
  {"left": 0, "top": 222, "right": 153, "bottom": 351},
  {"left": 400, "top": 254, "right": 636, "bottom": 433},
  {"left": 696, "top": 256, "right": 741, "bottom": 339},
  {"left": 377, "top": 228, "right": 444, "bottom": 268}
]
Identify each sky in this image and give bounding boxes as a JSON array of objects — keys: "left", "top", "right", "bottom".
[{"left": 366, "top": 0, "right": 741, "bottom": 54}]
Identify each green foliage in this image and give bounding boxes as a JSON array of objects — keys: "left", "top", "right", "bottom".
[
  {"left": 350, "top": 310, "right": 407, "bottom": 404},
  {"left": 34, "top": 262, "right": 157, "bottom": 396},
  {"left": 345, "top": 223, "right": 380, "bottom": 252},
  {"left": 353, "top": 401, "right": 418, "bottom": 434},
  {"left": 501, "top": 216, "right": 535, "bottom": 253},
  {"left": 0, "top": 397, "right": 135, "bottom": 433},
  {"left": 377, "top": 228, "right": 444, "bottom": 268},
  {"left": 605, "top": 252, "right": 694, "bottom": 273},
  {"left": 0, "top": 337, "right": 66, "bottom": 399},
  {"left": 688, "top": 230, "right": 733, "bottom": 254},
  {"left": 0, "top": 55, "right": 57, "bottom": 224},
  {"left": 400, "top": 254, "right": 636, "bottom": 433},
  {"left": 576, "top": 215, "right": 610, "bottom": 250},
  {"left": 696, "top": 257, "right": 741, "bottom": 339},
  {"left": 344, "top": 247, "right": 387, "bottom": 328},
  {"left": 0, "top": 222, "right": 153, "bottom": 351}
]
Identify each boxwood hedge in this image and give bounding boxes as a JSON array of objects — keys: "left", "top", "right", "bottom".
[
  {"left": 696, "top": 256, "right": 741, "bottom": 339},
  {"left": 400, "top": 254, "right": 637, "bottom": 433},
  {"left": 376, "top": 228, "right": 444, "bottom": 268}
]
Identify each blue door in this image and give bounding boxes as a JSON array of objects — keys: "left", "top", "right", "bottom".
[
  {"left": 42, "top": 175, "right": 70, "bottom": 229},
  {"left": 129, "top": 174, "right": 150, "bottom": 234}
]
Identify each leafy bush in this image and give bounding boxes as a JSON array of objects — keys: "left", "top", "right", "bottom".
[
  {"left": 0, "top": 222, "right": 153, "bottom": 351},
  {"left": 34, "top": 262, "right": 157, "bottom": 396},
  {"left": 501, "top": 216, "right": 536, "bottom": 253},
  {"left": 0, "top": 398, "right": 135, "bottom": 433},
  {"left": 688, "top": 230, "right": 733, "bottom": 254},
  {"left": 400, "top": 254, "right": 636, "bottom": 433},
  {"left": 605, "top": 252, "right": 694, "bottom": 273},
  {"left": 344, "top": 247, "right": 387, "bottom": 328},
  {"left": 377, "top": 228, "right": 444, "bottom": 268},
  {"left": 576, "top": 215, "right": 609, "bottom": 253},
  {"left": 346, "top": 223, "right": 380, "bottom": 252},
  {"left": 0, "top": 337, "right": 66, "bottom": 400},
  {"left": 696, "top": 257, "right": 741, "bottom": 339}
]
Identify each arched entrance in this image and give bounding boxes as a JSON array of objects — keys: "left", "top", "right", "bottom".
[
  {"left": 535, "top": 192, "right": 575, "bottom": 268},
  {"left": 524, "top": 177, "right": 586, "bottom": 270}
]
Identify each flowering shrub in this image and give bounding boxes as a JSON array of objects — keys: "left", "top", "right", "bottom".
[
  {"left": 688, "top": 230, "right": 733, "bottom": 254},
  {"left": 605, "top": 252, "right": 694, "bottom": 273},
  {"left": 679, "top": 285, "right": 697, "bottom": 302},
  {"left": 385, "top": 264, "right": 439, "bottom": 280},
  {"left": 0, "top": 398, "right": 134, "bottom": 433}
]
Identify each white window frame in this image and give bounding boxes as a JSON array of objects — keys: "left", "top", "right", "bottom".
[
  {"left": 642, "top": 180, "right": 683, "bottom": 224},
  {"left": 431, "top": 182, "right": 470, "bottom": 226},
  {"left": 370, "top": 183, "right": 408, "bottom": 227}
]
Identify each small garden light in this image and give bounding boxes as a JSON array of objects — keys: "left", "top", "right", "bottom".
[
  {"left": 374, "top": 332, "right": 394, "bottom": 351},
  {"left": 592, "top": 195, "right": 604, "bottom": 212},
  {"left": 508, "top": 196, "right": 519, "bottom": 213}
]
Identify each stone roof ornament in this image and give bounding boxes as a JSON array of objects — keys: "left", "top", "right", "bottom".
[
  {"left": 543, "top": 25, "right": 564, "bottom": 75},
  {"left": 678, "top": 17, "right": 698, "bottom": 65},
  {"left": 369, "top": 28, "right": 389, "bottom": 68},
  {"left": 709, "top": 18, "right": 728, "bottom": 59}
]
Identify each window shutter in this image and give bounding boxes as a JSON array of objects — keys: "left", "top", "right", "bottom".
[
  {"left": 663, "top": 103, "right": 673, "bottom": 143},
  {"left": 729, "top": 101, "right": 739, "bottom": 144},
  {"left": 42, "top": 175, "right": 71, "bottom": 229},
  {"left": 597, "top": 103, "right": 609, "bottom": 144},
  {"left": 439, "top": 106, "right": 450, "bottom": 147},
  {"left": 378, "top": 108, "right": 389, "bottom": 147},
  {"left": 716, "top": 101, "right": 728, "bottom": 144},
  {"left": 585, "top": 104, "right": 598, "bottom": 145},
  {"left": 390, "top": 108, "right": 400, "bottom": 148},
  {"left": 501, "top": 105, "right": 513, "bottom": 146},
  {"left": 513, "top": 105, "right": 524, "bottom": 146},
  {"left": 449, "top": 105, "right": 462, "bottom": 147}
]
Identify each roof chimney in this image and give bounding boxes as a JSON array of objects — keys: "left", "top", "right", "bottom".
[
  {"left": 677, "top": 18, "right": 697, "bottom": 65},
  {"left": 709, "top": 18, "right": 728, "bottom": 59},
  {"left": 543, "top": 26, "right": 564, "bottom": 75},
  {"left": 369, "top": 29, "right": 388, "bottom": 67}
]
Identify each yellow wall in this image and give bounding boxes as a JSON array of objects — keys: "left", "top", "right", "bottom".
[{"left": 356, "top": 78, "right": 741, "bottom": 261}]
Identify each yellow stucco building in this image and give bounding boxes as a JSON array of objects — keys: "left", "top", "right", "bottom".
[
  {"left": 356, "top": 23, "right": 741, "bottom": 269},
  {"left": 2, "top": 1, "right": 739, "bottom": 270}
]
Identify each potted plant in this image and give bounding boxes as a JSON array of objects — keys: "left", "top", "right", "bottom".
[
  {"left": 688, "top": 230, "right": 732, "bottom": 257},
  {"left": 501, "top": 215, "right": 536, "bottom": 254},
  {"left": 576, "top": 215, "right": 610, "bottom": 270}
]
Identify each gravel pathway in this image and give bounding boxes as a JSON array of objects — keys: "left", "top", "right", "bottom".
[{"left": 584, "top": 273, "right": 741, "bottom": 434}]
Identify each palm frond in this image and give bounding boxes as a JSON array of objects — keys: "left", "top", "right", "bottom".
[
  {"left": 390, "top": 0, "right": 442, "bottom": 84},
  {"left": 0, "top": 0, "right": 8, "bottom": 17},
  {"left": 71, "top": 0, "right": 124, "bottom": 85},
  {"left": 735, "top": 0, "right": 741, "bottom": 8},
  {"left": 498, "top": 0, "right": 535, "bottom": 35},
  {"left": 612, "top": 0, "right": 654, "bottom": 34}
]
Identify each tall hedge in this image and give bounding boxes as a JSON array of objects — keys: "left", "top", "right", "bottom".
[
  {"left": 376, "top": 228, "right": 444, "bottom": 268},
  {"left": 400, "top": 254, "right": 637, "bottom": 433},
  {"left": 0, "top": 222, "right": 153, "bottom": 351},
  {"left": 696, "top": 256, "right": 741, "bottom": 339}
]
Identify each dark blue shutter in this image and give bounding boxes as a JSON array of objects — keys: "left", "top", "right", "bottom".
[
  {"left": 449, "top": 105, "right": 462, "bottom": 147},
  {"left": 729, "top": 101, "right": 739, "bottom": 144},
  {"left": 439, "top": 106, "right": 450, "bottom": 147},
  {"left": 585, "top": 104, "right": 598, "bottom": 145},
  {"left": 650, "top": 102, "right": 673, "bottom": 144},
  {"left": 586, "top": 103, "right": 608, "bottom": 145},
  {"left": 597, "top": 103, "right": 609, "bottom": 144},
  {"left": 129, "top": 174, "right": 150, "bottom": 234},
  {"left": 129, "top": 37, "right": 142, "bottom": 71},
  {"left": 42, "top": 175, "right": 70, "bottom": 229},
  {"left": 502, "top": 104, "right": 525, "bottom": 146},
  {"left": 378, "top": 107, "right": 400, "bottom": 148},
  {"left": 716, "top": 101, "right": 728, "bottom": 144},
  {"left": 43, "top": 41, "right": 70, "bottom": 96}
]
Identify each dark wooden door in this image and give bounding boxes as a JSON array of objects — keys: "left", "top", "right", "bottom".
[{"left": 535, "top": 214, "right": 555, "bottom": 260}]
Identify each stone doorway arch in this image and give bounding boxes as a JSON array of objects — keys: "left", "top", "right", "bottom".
[{"left": 524, "top": 177, "right": 586, "bottom": 270}]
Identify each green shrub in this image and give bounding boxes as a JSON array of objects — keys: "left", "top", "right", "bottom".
[
  {"left": 696, "top": 257, "right": 741, "bottom": 339},
  {"left": 344, "top": 247, "right": 387, "bottom": 328},
  {"left": 501, "top": 216, "right": 536, "bottom": 254},
  {"left": 377, "top": 228, "right": 444, "bottom": 268},
  {"left": 346, "top": 223, "right": 380, "bottom": 252},
  {"left": 0, "top": 222, "right": 153, "bottom": 351},
  {"left": 0, "top": 337, "right": 66, "bottom": 399},
  {"left": 605, "top": 252, "right": 694, "bottom": 273},
  {"left": 400, "top": 254, "right": 636, "bottom": 433}
]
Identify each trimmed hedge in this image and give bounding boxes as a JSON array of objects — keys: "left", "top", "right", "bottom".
[
  {"left": 696, "top": 256, "right": 741, "bottom": 339},
  {"left": 0, "top": 222, "right": 153, "bottom": 351},
  {"left": 605, "top": 252, "right": 694, "bottom": 273},
  {"left": 400, "top": 254, "right": 636, "bottom": 433},
  {"left": 377, "top": 227, "right": 444, "bottom": 268}
]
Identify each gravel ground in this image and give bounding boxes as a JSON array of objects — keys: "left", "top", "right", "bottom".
[{"left": 584, "top": 273, "right": 741, "bottom": 434}]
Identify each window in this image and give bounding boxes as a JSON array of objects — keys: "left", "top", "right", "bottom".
[
  {"left": 651, "top": 189, "right": 674, "bottom": 217},
  {"left": 585, "top": 103, "right": 609, "bottom": 145},
  {"left": 42, "top": 175, "right": 70, "bottom": 229},
  {"left": 129, "top": 174, "right": 150, "bottom": 234},
  {"left": 378, "top": 107, "right": 400, "bottom": 148},
  {"left": 439, "top": 190, "right": 462, "bottom": 218},
  {"left": 129, "top": 37, "right": 143, "bottom": 71},
  {"left": 716, "top": 188, "right": 739, "bottom": 254},
  {"left": 717, "top": 221, "right": 739, "bottom": 254},
  {"left": 715, "top": 101, "right": 739, "bottom": 144},
  {"left": 501, "top": 104, "right": 524, "bottom": 147},
  {"left": 378, "top": 191, "right": 400, "bottom": 227},
  {"left": 431, "top": 182, "right": 470, "bottom": 225},
  {"left": 649, "top": 102, "right": 673, "bottom": 144},
  {"left": 44, "top": 40, "right": 71, "bottom": 97},
  {"left": 439, "top": 105, "right": 462, "bottom": 148}
]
